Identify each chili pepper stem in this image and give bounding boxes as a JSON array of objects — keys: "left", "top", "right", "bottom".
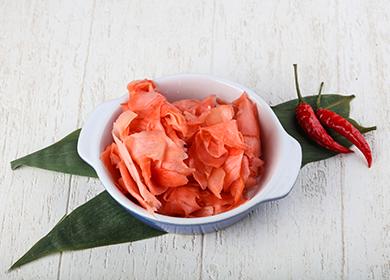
[
  {"left": 316, "top": 82, "right": 324, "bottom": 109},
  {"left": 293, "top": 64, "right": 304, "bottom": 103}
]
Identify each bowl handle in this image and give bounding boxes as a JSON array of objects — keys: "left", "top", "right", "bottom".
[
  {"left": 77, "top": 97, "right": 123, "bottom": 167},
  {"left": 261, "top": 134, "right": 302, "bottom": 201}
]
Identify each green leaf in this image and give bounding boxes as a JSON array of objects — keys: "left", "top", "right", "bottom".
[
  {"left": 10, "top": 94, "right": 376, "bottom": 269},
  {"left": 11, "top": 129, "right": 97, "bottom": 178},
  {"left": 10, "top": 191, "right": 165, "bottom": 270},
  {"left": 271, "top": 94, "right": 375, "bottom": 166}
]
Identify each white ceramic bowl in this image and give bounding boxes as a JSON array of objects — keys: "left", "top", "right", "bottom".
[{"left": 77, "top": 74, "right": 302, "bottom": 234}]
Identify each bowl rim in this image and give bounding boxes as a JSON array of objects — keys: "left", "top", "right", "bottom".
[{"left": 78, "top": 74, "right": 301, "bottom": 225}]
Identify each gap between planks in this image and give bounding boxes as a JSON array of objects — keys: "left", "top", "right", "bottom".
[{"left": 56, "top": 0, "right": 97, "bottom": 279}]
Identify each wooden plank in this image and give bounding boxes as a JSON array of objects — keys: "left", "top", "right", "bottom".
[
  {"left": 338, "top": 1, "right": 390, "bottom": 279},
  {"left": 58, "top": 1, "right": 214, "bottom": 279},
  {"left": 201, "top": 1, "right": 346, "bottom": 279},
  {"left": 0, "top": 0, "right": 94, "bottom": 279}
]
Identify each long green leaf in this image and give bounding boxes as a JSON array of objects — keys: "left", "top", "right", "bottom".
[
  {"left": 10, "top": 94, "right": 376, "bottom": 269},
  {"left": 11, "top": 129, "right": 97, "bottom": 177},
  {"left": 10, "top": 192, "right": 165, "bottom": 270}
]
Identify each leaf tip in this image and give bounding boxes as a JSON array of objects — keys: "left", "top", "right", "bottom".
[
  {"left": 366, "top": 125, "right": 377, "bottom": 132},
  {"left": 9, "top": 250, "right": 36, "bottom": 270},
  {"left": 10, "top": 160, "right": 19, "bottom": 170},
  {"left": 9, "top": 258, "right": 23, "bottom": 271}
]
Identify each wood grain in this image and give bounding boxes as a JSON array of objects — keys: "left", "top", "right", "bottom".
[
  {"left": 338, "top": 1, "right": 390, "bottom": 279},
  {"left": 0, "top": 0, "right": 388, "bottom": 279},
  {"left": 0, "top": 0, "right": 94, "bottom": 279}
]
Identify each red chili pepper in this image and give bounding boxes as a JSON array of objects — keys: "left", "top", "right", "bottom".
[
  {"left": 316, "top": 82, "right": 373, "bottom": 167},
  {"left": 293, "top": 65, "right": 352, "bottom": 154}
]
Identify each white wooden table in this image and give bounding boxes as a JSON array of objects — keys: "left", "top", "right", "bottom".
[{"left": 1, "top": 1, "right": 389, "bottom": 279}]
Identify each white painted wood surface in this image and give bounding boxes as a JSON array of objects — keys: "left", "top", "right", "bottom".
[{"left": 0, "top": 0, "right": 388, "bottom": 279}]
